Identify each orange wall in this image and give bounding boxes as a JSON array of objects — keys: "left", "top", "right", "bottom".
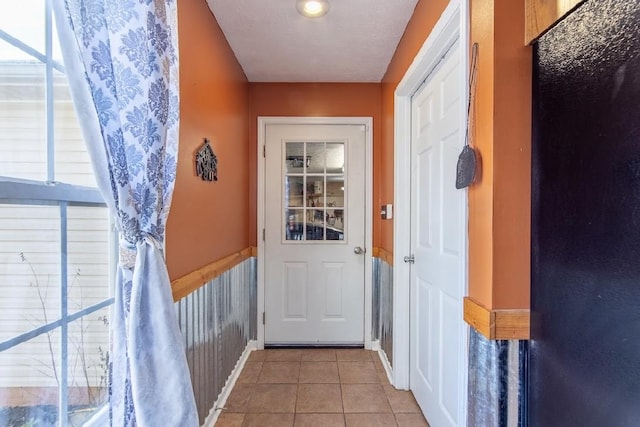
[
  {"left": 380, "top": 0, "right": 450, "bottom": 254},
  {"left": 382, "top": 0, "right": 531, "bottom": 309},
  {"left": 248, "top": 83, "right": 382, "bottom": 247},
  {"left": 470, "top": 0, "right": 531, "bottom": 309},
  {"left": 469, "top": 0, "right": 496, "bottom": 309},
  {"left": 166, "top": 0, "right": 250, "bottom": 280},
  {"left": 491, "top": 0, "right": 532, "bottom": 309},
  {"left": 167, "top": 0, "right": 531, "bottom": 311}
]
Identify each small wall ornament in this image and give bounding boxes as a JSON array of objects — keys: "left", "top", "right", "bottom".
[{"left": 196, "top": 138, "right": 218, "bottom": 182}]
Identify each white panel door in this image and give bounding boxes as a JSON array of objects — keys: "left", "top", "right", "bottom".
[
  {"left": 264, "top": 124, "right": 366, "bottom": 344},
  {"left": 410, "top": 41, "right": 466, "bottom": 427}
]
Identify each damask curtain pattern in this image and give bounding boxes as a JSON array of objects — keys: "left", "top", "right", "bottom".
[{"left": 53, "top": 0, "right": 198, "bottom": 425}]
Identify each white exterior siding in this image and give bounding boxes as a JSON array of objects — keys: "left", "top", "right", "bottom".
[
  {"left": 0, "top": 62, "right": 111, "bottom": 403},
  {"left": 0, "top": 63, "right": 96, "bottom": 187}
]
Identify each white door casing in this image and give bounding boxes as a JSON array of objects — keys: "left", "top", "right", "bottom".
[
  {"left": 410, "top": 41, "right": 465, "bottom": 427},
  {"left": 257, "top": 117, "right": 373, "bottom": 348},
  {"left": 393, "top": 0, "right": 469, "bottom": 425},
  {"left": 264, "top": 124, "right": 365, "bottom": 344}
]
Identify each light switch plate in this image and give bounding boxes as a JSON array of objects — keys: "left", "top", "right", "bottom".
[{"left": 381, "top": 204, "right": 393, "bottom": 220}]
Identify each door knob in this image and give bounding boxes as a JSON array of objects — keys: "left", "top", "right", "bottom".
[
  {"left": 354, "top": 246, "right": 365, "bottom": 255},
  {"left": 403, "top": 255, "right": 415, "bottom": 264}
]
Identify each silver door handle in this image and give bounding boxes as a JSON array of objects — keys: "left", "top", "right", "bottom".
[
  {"left": 354, "top": 246, "right": 365, "bottom": 255},
  {"left": 403, "top": 255, "right": 415, "bottom": 264}
]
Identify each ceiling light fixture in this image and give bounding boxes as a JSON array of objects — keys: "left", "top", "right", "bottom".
[{"left": 296, "top": 0, "right": 330, "bottom": 18}]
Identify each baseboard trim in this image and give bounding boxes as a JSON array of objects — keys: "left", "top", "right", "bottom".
[
  {"left": 203, "top": 340, "right": 258, "bottom": 427},
  {"left": 375, "top": 346, "right": 395, "bottom": 388}
]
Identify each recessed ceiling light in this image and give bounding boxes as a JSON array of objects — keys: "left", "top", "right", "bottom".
[{"left": 296, "top": 0, "right": 330, "bottom": 18}]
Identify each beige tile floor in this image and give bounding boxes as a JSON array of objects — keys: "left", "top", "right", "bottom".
[{"left": 215, "top": 349, "right": 430, "bottom": 427}]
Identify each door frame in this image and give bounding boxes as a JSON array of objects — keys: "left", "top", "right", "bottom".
[
  {"left": 257, "top": 116, "right": 374, "bottom": 349},
  {"left": 392, "top": 0, "right": 469, "bottom": 411}
]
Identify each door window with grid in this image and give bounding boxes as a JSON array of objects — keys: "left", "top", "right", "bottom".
[
  {"left": 284, "top": 141, "right": 346, "bottom": 242},
  {"left": 0, "top": 2, "right": 114, "bottom": 426}
]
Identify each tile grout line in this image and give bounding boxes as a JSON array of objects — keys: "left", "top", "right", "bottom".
[
  {"left": 336, "top": 356, "right": 344, "bottom": 416},
  {"left": 340, "top": 366, "right": 346, "bottom": 424},
  {"left": 294, "top": 358, "right": 301, "bottom": 416}
]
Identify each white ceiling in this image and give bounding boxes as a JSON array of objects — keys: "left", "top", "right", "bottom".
[{"left": 205, "top": 0, "right": 419, "bottom": 82}]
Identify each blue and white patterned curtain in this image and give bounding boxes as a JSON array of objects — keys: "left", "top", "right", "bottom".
[{"left": 53, "top": 1, "right": 198, "bottom": 425}]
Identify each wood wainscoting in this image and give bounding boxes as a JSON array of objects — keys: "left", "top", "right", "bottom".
[
  {"left": 463, "top": 297, "right": 530, "bottom": 340},
  {"left": 372, "top": 247, "right": 393, "bottom": 266},
  {"left": 171, "top": 247, "right": 257, "bottom": 301},
  {"left": 525, "top": 0, "right": 586, "bottom": 44}
]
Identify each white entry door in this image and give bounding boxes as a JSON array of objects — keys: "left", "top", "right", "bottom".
[
  {"left": 264, "top": 124, "right": 366, "bottom": 345},
  {"left": 409, "top": 41, "right": 466, "bottom": 426}
]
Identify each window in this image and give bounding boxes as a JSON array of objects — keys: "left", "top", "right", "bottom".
[
  {"left": 0, "top": 2, "right": 114, "bottom": 426},
  {"left": 284, "top": 141, "right": 346, "bottom": 241}
]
